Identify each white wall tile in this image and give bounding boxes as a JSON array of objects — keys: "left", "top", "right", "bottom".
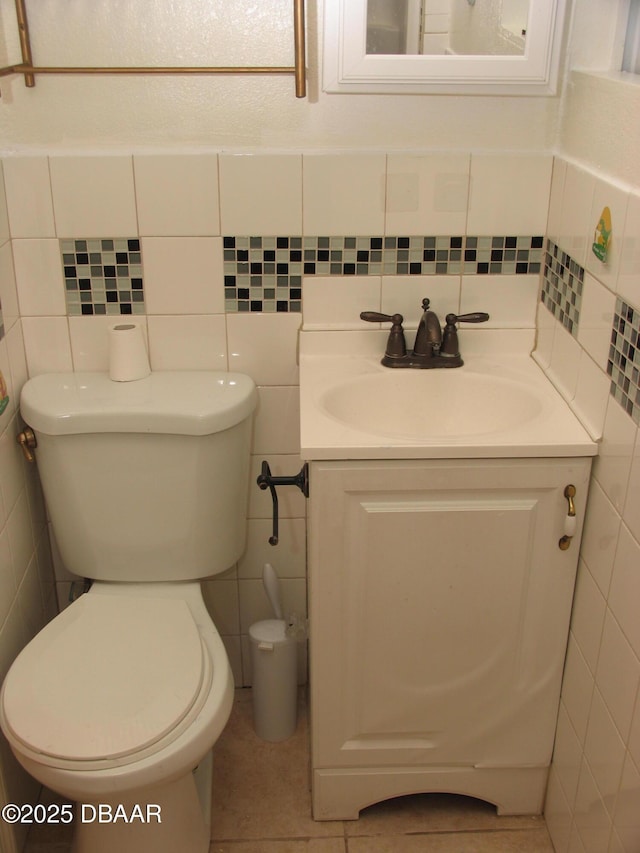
[
  {"left": 21, "top": 317, "right": 73, "bottom": 376},
  {"left": 584, "top": 689, "right": 627, "bottom": 816},
  {"left": 201, "top": 577, "right": 240, "bottom": 636},
  {"left": 573, "top": 758, "right": 612, "bottom": 853},
  {"left": 49, "top": 156, "right": 137, "bottom": 238},
  {"left": 302, "top": 275, "right": 381, "bottom": 329},
  {"left": 622, "top": 430, "right": 640, "bottom": 543},
  {"left": 3, "top": 157, "right": 56, "bottom": 239},
  {"left": 460, "top": 275, "right": 539, "bottom": 328},
  {"left": 5, "top": 323, "right": 28, "bottom": 412},
  {"left": 608, "top": 524, "right": 640, "bottom": 660},
  {"left": 577, "top": 272, "right": 617, "bottom": 372},
  {"left": 12, "top": 239, "right": 66, "bottom": 316},
  {"left": 630, "top": 695, "right": 640, "bottom": 780},
  {"left": 142, "top": 237, "right": 224, "bottom": 314},
  {"left": 385, "top": 154, "right": 470, "bottom": 236},
  {"left": 554, "top": 703, "right": 586, "bottom": 810},
  {"left": 595, "top": 610, "right": 640, "bottom": 742},
  {"left": 381, "top": 276, "right": 459, "bottom": 327},
  {"left": 302, "top": 154, "right": 385, "bottom": 236},
  {"left": 534, "top": 301, "right": 557, "bottom": 368},
  {"left": 467, "top": 154, "right": 553, "bottom": 235},
  {"left": 0, "top": 243, "right": 19, "bottom": 332},
  {"left": 0, "top": 530, "right": 16, "bottom": 630},
  {"left": 219, "top": 154, "right": 302, "bottom": 234},
  {"left": 547, "top": 157, "right": 568, "bottom": 246},
  {"left": 0, "top": 162, "right": 9, "bottom": 246},
  {"left": 0, "top": 420, "right": 23, "bottom": 517},
  {"left": 0, "top": 338, "right": 15, "bottom": 424},
  {"left": 614, "top": 755, "right": 640, "bottom": 853},
  {"left": 593, "top": 403, "right": 637, "bottom": 513},
  {"left": 134, "top": 154, "right": 220, "bottom": 237},
  {"left": 558, "top": 164, "right": 596, "bottom": 268},
  {"left": 251, "top": 386, "right": 300, "bottom": 455},
  {"left": 68, "top": 316, "right": 148, "bottom": 373},
  {"left": 6, "top": 493, "right": 34, "bottom": 589},
  {"left": 548, "top": 324, "right": 584, "bottom": 402},
  {"left": 545, "top": 767, "right": 573, "bottom": 853},
  {"left": 562, "top": 635, "right": 595, "bottom": 742},
  {"left": 580, "top": 480, "right": 621, "bottom": 599},
  {"left": 572, "top": 351, "right": 611, "bottom": 441},
  {"left": 226, "top": 312, "right": 300, "bottom": 385},
  {"left": 147, "top": 314, "right": 227, "bottom": 371},
  {"left": 617, "top": 192, "right": 640, "bottom": 307},
  {"left": 571, "top": 560, "right": 606, "bottom": 675},
  {"left": 238, "top": 517, "right": 306, "bottom": 579}
]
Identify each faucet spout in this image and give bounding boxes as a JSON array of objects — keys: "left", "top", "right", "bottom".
[{"left": 413, "top": 298, "right": 442, "bottom": 357}]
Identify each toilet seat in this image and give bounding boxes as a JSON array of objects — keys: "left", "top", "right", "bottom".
[{"left": 1, "top": 593, "right": 213, "bottom": 770}]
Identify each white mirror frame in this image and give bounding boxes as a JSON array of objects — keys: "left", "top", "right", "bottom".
[{"left": 323, "top": 0, "right": 567, "bottom": 95}]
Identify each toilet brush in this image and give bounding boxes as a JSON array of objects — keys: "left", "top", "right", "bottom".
[{"left": 262, "top": 562, "right": 283, "bottom": 620}]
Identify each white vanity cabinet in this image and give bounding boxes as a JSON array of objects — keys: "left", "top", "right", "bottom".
[{"left": 308, "top": 455, "right": 592, "bottom": 820}]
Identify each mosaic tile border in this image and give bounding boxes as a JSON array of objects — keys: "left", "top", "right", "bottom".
[
  {"left": 540, "top": 239, "right": 584, "bottom": 336},
  {"left": 609, "top": 298, "right": 640, "bottom": 426},
  {"left": 223, "top": 235, "right": 544, "bottom": 313},
  {"left": 60, "top": 238, "right": 145, "bottom": 316}
]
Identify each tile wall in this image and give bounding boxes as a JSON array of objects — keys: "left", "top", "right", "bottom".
[
  {"left": 0, "top": 164, "right": 57, "bottom": 853},
  {"left": 2, "top": 149, "right": 638, "bottom": 852},
  {"left": 535, "top": 160, "right": 640, "bottom": 852},
  {"left": 0, "top": 150, "right": 552, "bottom": 692}
]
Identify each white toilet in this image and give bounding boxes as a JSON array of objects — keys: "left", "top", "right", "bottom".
[{"left": 0, "top": 370, "right": 257, "bottom": 853}]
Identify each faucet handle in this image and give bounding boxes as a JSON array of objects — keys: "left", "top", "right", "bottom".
[
  {"left": 441, "top": 311, "right": 490, "bottom": 357},
  {"left": 446, "top": 312, "right": 490, "bottom": 324},
  {"left": 360, "top": 311, "right": 407, "bottom": 360},
  {"left": 360, "top": 311, "right": 402, "bottom": 324}
]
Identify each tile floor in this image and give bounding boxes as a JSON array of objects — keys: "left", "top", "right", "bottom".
[{"left": 25, "top": 688, "right": 554, "bottom": 852}]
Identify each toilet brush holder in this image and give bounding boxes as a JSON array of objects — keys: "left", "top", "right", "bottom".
[{"left": 249, "top": 619, "right": 297, "bottom": 742}]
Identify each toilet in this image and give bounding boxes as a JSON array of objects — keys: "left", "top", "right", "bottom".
[{"left": 0, "top": 370, "right": 257, "bottom": 853}]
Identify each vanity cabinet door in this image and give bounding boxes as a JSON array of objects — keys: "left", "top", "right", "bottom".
[{"left": 308, "top": 457, "right": 591, "bottom": 773}]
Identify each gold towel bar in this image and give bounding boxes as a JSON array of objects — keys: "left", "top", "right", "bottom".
[{"left": 1, "top": 0, "right": 307, "bottom": 98}]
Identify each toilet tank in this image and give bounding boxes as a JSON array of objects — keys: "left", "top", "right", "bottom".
[{"left": 20, "top": 372, "right": 257, "bottom": 582}]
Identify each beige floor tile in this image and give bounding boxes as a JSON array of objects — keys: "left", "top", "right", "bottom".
[
  {"left": 346, "top": 792, "right": 548, "bottom": 836},
  {"left": 210, "top": 689, "right": 342, "bottom": 842},
  {"left": 210, "top": 840, "right": 345, "bottom": 853},
  {"left": 347, "top": 827, "right": 554, "bottom": 852}
]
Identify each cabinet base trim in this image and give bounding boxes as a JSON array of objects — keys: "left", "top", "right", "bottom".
[{"left": 312, "top": 765, "right": 548, "bottom": 821}]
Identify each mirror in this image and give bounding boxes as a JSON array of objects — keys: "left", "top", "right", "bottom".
[
  {"left": 366, "top": 0, "right": 528, "bottom": 56},
  {"left": 324, "top": 0, "right": 566, "bottom": 94}
]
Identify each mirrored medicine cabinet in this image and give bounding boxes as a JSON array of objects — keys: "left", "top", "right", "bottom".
[{"left": 323, "top": 0, "right": 567, "bottom": 95}]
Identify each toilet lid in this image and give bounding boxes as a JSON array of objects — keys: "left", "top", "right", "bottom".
[{"left": 2, "top": 594, "right": 205, "bottom": 762}]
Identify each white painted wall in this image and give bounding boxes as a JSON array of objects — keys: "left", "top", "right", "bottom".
[{"left": 0, "top": 0, "right": 561, "bottom": 152}]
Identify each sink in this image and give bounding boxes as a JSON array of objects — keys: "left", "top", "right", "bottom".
[
  {"left": 299, "top": 330, "right": 598, "bottom": 460},
  {"left": 320, "top": 370, "right": 544, "bottom": 439}
]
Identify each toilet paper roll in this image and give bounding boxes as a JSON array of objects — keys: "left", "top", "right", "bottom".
[{"left": 108, "top": 323, "right": 151, "bottom": 382}]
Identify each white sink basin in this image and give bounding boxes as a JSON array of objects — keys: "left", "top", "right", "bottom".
[
  {"left": 299, "top": 330, "right": 598, "bottom": 460},
  {"left": 321, "top": 370, "right": 543, "bottom": 439}
]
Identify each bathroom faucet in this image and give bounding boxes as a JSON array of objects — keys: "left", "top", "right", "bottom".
[
  {"left": 360, "top": 298, "right": 489, "bottom": 369},
  {"left": 413, "top": 298, "right": 443, "bottom": 357}
]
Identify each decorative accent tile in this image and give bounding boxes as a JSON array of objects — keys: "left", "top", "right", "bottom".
[
  {"left": 60, "top": 238, "right": 145, "bottom": 316},
  {"left": 609, "top": 298, "right": 640, "bottom": 426},
  {"left": 223, "top": 235, "right": 544, "bottom": 312},
  {"left": 541, "top": 239, "right": 584, "bottom": 336},
  {"left": 223, "top": 237, "right": 302, "bottom": 313}
]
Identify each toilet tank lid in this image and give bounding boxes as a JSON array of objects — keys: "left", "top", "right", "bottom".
[{"left": 20, "top": 371, "right": 257, "bottom": 436}]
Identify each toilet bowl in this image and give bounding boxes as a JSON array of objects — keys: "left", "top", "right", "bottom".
[{"left": 0, "top": 371, "right": 257, "bottom": 853}]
